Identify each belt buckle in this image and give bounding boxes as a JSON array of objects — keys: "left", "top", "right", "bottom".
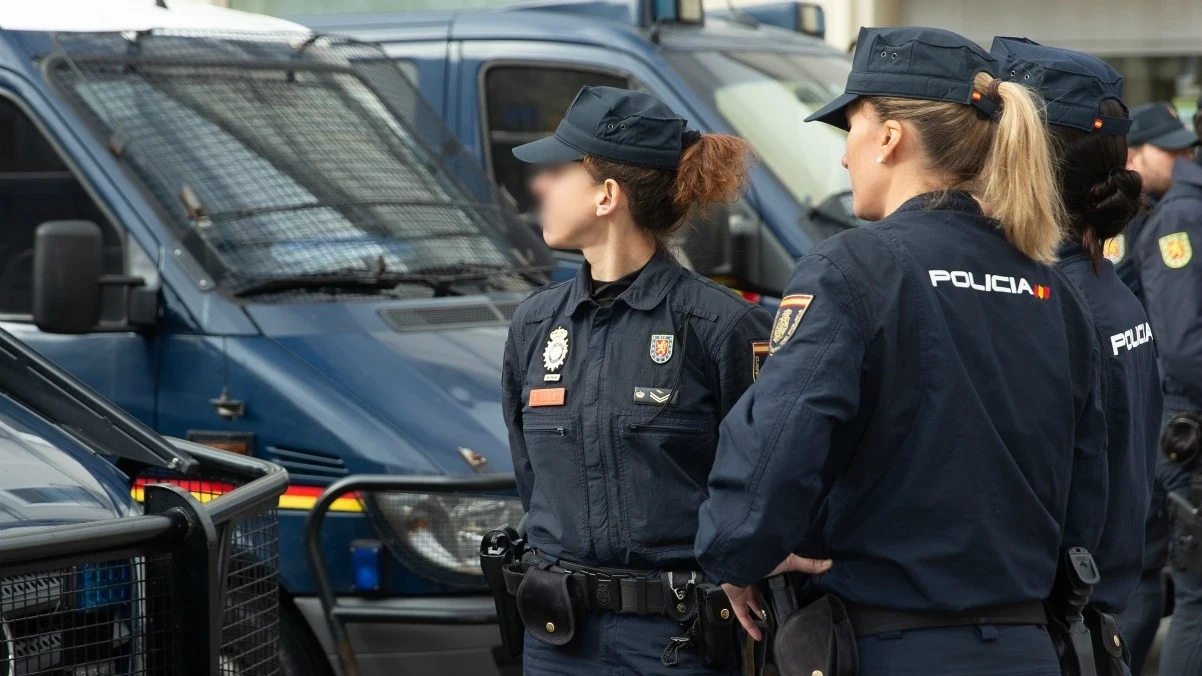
[{"left": 588, "top": 571, "right": 623, "bottom": 612}]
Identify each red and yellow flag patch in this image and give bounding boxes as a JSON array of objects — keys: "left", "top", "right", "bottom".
[{"left": 770, "top": 294, "right": 813, "bottom": 354}]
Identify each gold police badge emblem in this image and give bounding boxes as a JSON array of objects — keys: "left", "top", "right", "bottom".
[
  {"left": 1160, "top": 232, "right": 1193, "bottom": 269},
  {"left": 1102, "top": 234, "right": 1126, "bottom": 265},
  {"left": 542, "top": 327, "right": 569, "bottom": 374},
  {"left": 770, "top": 294, "right": 813, "bottom": 354}
]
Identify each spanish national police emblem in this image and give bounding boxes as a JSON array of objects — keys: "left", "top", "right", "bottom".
[
  {"left": 1160, "top": 232, "right": 1193, "bottom": 269},
  {"left": 1102, "top": 234, "right": 1126, "bottom": 265},
  {"left": 770, "top": 295, "right": 813, "bottom": 354},
  {"left": 650, "top": 334, "right": 674, "bottom": 364},
  {"left": 751, "top": 341, "right": 770, "bottom": 381},
  {"left": 542, "top": 327, "right": 569, "bottom": 377}
]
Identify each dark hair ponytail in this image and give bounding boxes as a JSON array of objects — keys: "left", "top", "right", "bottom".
[
  {"left": 581, "top": 132, "right": 750, "bottom": 244},
  {"left": 1049, "top": 98, "right": 1144, "bottom": 269}
]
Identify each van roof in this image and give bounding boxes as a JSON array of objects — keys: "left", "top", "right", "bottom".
[
  {"left": 300, "top": 7, "right": 832, "bottom": 55},
  {"left": 0, "top": 0, "right": 309, "bottom": 34}
]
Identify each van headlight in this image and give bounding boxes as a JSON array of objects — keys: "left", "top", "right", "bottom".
[{"left": 364, "top": 492, "right": 524, "bottom": 587}]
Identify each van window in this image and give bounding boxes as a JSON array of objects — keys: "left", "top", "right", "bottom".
[
  {"left": 483, "top": 66, "right": 628, "bottom": 212},
  {"left": 0, "top": 99, "right": 121, "bottom": 316}
]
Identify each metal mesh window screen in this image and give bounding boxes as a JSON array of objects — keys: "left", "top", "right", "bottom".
[
  {"left": 1, "top": 555, "right": 172, "bottom": 676},
  {"left": 45, "top": 32, "right": 551, "bottom": 292},
  {"left": 135, "top": 471, "right": 280, "bottom": 676}
]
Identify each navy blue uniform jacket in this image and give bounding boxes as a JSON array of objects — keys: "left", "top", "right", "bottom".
[
  {"left": 1056, "top": 243, "right": 1161, "bottom": 612},
  {"left": 502, "top": 252, "right": 772, "bottom": 569},
  {"left": 696, "top": 192, "right": 1108, "bottom": 612},
  {"left": 1134, "top": 159, "right": 1202, "bottom": 508}
]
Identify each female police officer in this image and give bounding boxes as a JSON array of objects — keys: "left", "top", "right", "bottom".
[
  {"left": 696, "top": 27, "right": 1108, "bottom": 675},
  {"left": 500, "top": 86, "right": 774, "bottom": 674},
  {"left": 991, "top": 37, "right": 1163, "bottom": 674}
]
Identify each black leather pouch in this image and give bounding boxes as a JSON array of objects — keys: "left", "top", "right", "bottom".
[
  {"left": 516, "top": 566, "right": 581, "bottom": 647},
  {"left": 1085, "top": 608, "right": 1129, "bottom": 676},
  {"left": 694, "top": 583, "right": 735, "bottom": 668},
  {"left": 773, "top": 594, "right": 859, "bottom": 676}
]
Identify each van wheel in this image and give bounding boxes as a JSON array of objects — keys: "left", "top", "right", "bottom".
[{"left": 280, "top": 605, "right": 333, "bottom": 676}]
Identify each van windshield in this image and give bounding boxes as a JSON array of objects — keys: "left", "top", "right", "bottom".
[
  {"left": 49, "top": 33, "right": 551, "bottom": 294},
  {"left": 665, "top": 50, "right": 852, "bottom": 212}
]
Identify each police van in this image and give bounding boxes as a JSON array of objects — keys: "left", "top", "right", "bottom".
[
  {"left": 302, "top": 0, "right": 858, "bottom": 304},
  {"left": 0, "top": 2, "right": 549, "bottom": 674}
]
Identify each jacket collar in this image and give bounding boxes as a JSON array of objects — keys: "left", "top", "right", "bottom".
[
  {"left": 892, "top": 190, "right": 984, "bottom": 217},
  {"left": 1056, "top": 239, "right": 1089, "bottom": 262},
  {"left": 1172, "top": 157, "right": 1202, "bottom": 189},
  {"left": 566, "top": 250, "right": 683, "bottom": 315}
]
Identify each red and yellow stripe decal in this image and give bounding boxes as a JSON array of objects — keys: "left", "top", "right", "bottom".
[{"left": 131, "top": 478, "right": 364, "bottom": 513}]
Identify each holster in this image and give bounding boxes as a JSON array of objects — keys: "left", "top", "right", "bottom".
[
  {"left": 480, "top": 527, "right": 526, "bottom": 658},
  {"left": 1045, "top": 548, "right": 1101, "bottom": 676},
  {"left": 516, "top": 564, "right": 585, "bottom": 647},
  {"left": 1084, "top": 608, "right": 1129, "bottom": 676},
  {"left": 693, "top": 583, "right": 736, "bottom": 669},
  {"left": 772, "top": 594, "right": 859, "bottom": 676}
]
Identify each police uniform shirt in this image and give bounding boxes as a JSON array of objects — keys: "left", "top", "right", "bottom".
[
  {"left": 696, "top": 192, "right": 1107, "bottom": 611},
  {"left": 1055, "top": 242, "right": 1162, "bottom": 612},
  {"left": 502, "top": 252, "right": 772, "bottom": 569}
]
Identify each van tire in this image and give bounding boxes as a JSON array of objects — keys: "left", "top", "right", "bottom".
[{"left": 280, "top": 604, "right": 333, "bottom": 676}]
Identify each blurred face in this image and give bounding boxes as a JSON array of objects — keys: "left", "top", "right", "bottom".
[
  {"left": 842, "top": 102, "right": 898, "bottom": 221},
  {"left": 529, "top": 162, "right": 611, "bottom": 250},
  {"left": 1129, "top": 144, "right": 1193, "bottom": 196}
]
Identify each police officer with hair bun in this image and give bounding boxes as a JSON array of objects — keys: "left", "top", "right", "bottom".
[
  {"left": 992, "top": 37, "right": 1162, "bottom": 676},
  {"left": 695, "top": 27, "right": 1107, "bottom": 676},
  {"left": 497, "top": 86, "right": 788, "bottom": 675}
]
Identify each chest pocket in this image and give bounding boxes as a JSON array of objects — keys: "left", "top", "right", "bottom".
[
  {"left": 615, "top": 411, "right": 716, "bottom": 556},
  {"left": 521, "top": 413, "right": 591, "bottom": 559}
]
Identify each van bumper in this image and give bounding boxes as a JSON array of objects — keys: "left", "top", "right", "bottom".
[{"left": 294, "top": 594, "right": 518, "bottom": 676}]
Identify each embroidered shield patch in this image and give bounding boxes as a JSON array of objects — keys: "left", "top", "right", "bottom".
[
  {"left": 770, "top": 295, "right": 813, "bottom": 354},
  {"left": 650, "top": 334, "right": 674, "bottom": 364},
  {"left": 1160, "top": 232, "right": 1193, "bottom": 269},
  {"left": 1102, "top": 234, "right": 1126, "bottom": 265}
]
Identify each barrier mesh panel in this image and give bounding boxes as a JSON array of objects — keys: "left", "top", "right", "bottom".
[
  {"left": 46, "top": 31, "right": 551, "bottom": 295},
  {"left": 0, "top": 555, "right": 172, "bottom": 676},
  {"left": 136, "top": 471, "right": 280, "bottom": 676}
]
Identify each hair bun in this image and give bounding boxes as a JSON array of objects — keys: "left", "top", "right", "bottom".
[
  {"left": 680, "top": 129, "right": 702, "bottom": 149},
  {"left": 1083, "top": 166, "right": 1143, "bottom": 240}
]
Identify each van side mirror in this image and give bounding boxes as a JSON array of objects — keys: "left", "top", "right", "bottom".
[
  {"left": 33, "top": 221, "right": 151, "bottom": 335},
  {"left": 33, "top": 221, "right": 104, "bottom": 334}
]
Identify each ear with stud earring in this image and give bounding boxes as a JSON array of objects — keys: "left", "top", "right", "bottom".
[{"left": 875, "top": 157, "right": 883, "bottom": 163}]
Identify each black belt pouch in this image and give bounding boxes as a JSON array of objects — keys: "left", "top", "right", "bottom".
[
  {"left": 516, "top": 566, "right": 582, "bottom": 647},
  {"left": 694, "top": 583, "right": 735, "bottom": 669},
  {"left": 1085, "top": 609, "right": 1129, "bottom": 676},
  {"left": 773, "top": 594, "right": 859, "bottom": 676}
]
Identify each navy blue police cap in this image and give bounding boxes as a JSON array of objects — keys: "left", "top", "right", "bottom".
[
  {"left": 990, "top": 37, "right": 1130, "bottom": 135},
  {"left": 806, "top": 26, "right": 1001, "bottom": 130},
  {"left": 512, "top": 86, "right": 689, "bottom": 169},
  {"left": 1126, "top": 101, "right": 1198, "bottom": 150}
]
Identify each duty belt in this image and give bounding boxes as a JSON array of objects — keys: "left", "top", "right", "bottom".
[
  {"left": 502, "top": 559, "right": 700, "bottom": 616},
  {"left": 844, "top": 599, "right": 1048, "bottom": 637}
]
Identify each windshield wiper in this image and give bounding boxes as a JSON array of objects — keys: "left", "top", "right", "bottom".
[{"left": 232, "top": 271, "right": 454, "bottom": 298}]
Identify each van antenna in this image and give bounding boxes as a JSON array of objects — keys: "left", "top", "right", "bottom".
[{"left": 724, "top": 0, "right": 760, "bottom": 28}]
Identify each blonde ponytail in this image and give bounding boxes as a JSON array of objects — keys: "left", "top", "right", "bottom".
[
  {"left": 865, "top": 73, "right": 1068, "bottom": 263},
  {"left": 975, "top": 73, "right": 1067, "bottom": 263}
]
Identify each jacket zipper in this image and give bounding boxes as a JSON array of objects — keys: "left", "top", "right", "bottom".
[
  {"left": 627, "top": 422, "right": 704, "bottom": 434},
  {"left": 526, "top": 425, "right": 567, "bottom": 437}
]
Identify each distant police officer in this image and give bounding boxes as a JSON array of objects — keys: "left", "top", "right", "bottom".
[
  {"left": 695, "top": 27, "right": 1107, "bottom": 676},
  {"left": 1128, "top": 100, "right": 1202, "bottom": 676},
  {"left": 1114, "top": 103, "right": 1202, "bottom": 301},
  {"left": 499, "top": 86, "right": 773, "bottom": 674},
  {"left": 992, "top": 37, "right": 1163, "bottom": 676}
]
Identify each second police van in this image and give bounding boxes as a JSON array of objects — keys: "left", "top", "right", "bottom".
[{"left": 303, "top": 0, "right": 859, "bottom": 305}]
